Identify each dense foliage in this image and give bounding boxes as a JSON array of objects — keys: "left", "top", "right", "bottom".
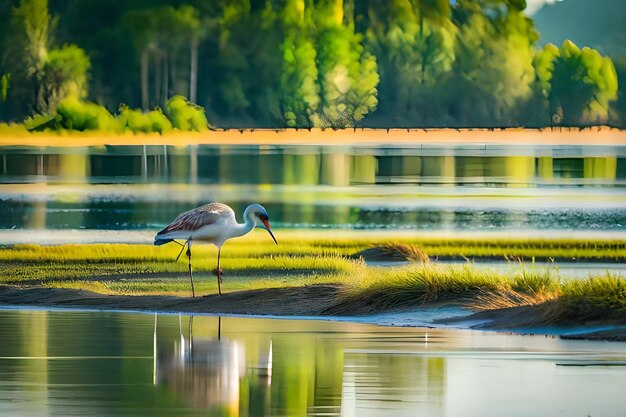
[
  {"left": 0, "top": 0, "right": 622, "bottom": 129},
  {"left": 24, "top": 96, "right": 209, "bottom": 133}
]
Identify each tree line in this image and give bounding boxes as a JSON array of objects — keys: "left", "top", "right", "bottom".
[{"left": 0, "top": 0, "right": 622, "bottom": 130}]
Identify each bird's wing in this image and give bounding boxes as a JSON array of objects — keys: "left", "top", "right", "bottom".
[{"left": 157, "top": 205, "right": 227, "bottom": 235}]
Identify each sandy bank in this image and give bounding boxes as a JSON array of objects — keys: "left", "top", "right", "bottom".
[
  {"left": 1, "top": 285, "right": 624, "bottom": 342},
  {"left": 0, "top": 127, "right": 624, "bottom": 147},
  {"left": 0, "top": 285, "right": 342, "bottom": 316}
]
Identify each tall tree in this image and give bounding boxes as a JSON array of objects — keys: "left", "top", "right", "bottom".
[
  {"left": 448, "top": 0, "right": 537, "bottom": 126},
  {"left": 122, "top": 9, "right": 158, "bottom": 109},
  {"left": 362, "top": 0, "right": 454, "bottom": 126},
  {"left": 536, "top": 40, "right": 618, "bottom": 125},
  {"left": 172, "top": 6, "right": 204, "bottom": 104},
  {"left": 7, "top": 0, "right": 50, "bottom": 114},
  {"left": 41, "top": 44, "right": 90, "bottom": 111},
  {"left": 279, "top": 1, "right": 320, "bottom": 127},
  {"left": 210, "top": 0, "right": 283, "bottom": 126},
  {"left": 313, "top": 0, "right": 378, "bottom": 127}
]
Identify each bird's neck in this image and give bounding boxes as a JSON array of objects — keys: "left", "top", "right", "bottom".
[{"left": 232, "top": 215, "right": 255, "bottom": 238}]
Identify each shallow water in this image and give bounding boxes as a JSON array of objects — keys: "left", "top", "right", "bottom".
[{"left": 0, "top": 309, "right": 625, "bottom": 417}]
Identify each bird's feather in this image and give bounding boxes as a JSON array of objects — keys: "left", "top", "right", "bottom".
[{"left": 156, "top": 203, "right": 234, "bottom": 237}]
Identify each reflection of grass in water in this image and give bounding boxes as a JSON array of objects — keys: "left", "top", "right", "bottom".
[{"left": 1, "top": 242, "right": 625, "bottom": 324}]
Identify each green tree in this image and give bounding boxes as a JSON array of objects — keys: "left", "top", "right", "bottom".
[
  {"left": 280, "top": 33, "right": 320, "bottom": 127},
  {"left": 448, "top": 0, "right": 537, "bottom": 126},
  {"left": 174, "top": 5, "right": 204, "bottom": 104},
  {"left": 118, "top": 104, "right": 172, "bottom": 134},
  {"left": 153, "top": 6, "right": 204, "bottom": 104},
  {"left": 41, "top": 44, "right": 90, "bottom": 111},
  {"left": 6, "top": 0, "right": 51, "bottom": 114},
  {"left": 122, "top": 9, "right": 159, "bottom": 109},
  {"left": 210, "top": 0, "right": 283, "bottom": 126},
  {"left": 279, "top": 0, "right": 320, "bottom": 127},
  {"left": 415, "top": 0, "right": 454, "bottom": 85},
  {"left": 313, "top": 0, "right": 378, "bottom": 127},
  {"left": 363, "top": 0, "right": 455, "bottom": 126},
  {"left": 610, "top": 58, "right": 626, "bottom": 127},
  {"left": 56, "top": 96, "right": 119, "bottom": 131},
  {"left": 536, "top": 40, "right": 618, "bottom": 125},
  {"left": 0, "top": 0, "right": 621, "bottom": 129},
  {"left": 166, "top": 95, "right": 209, "bottom": 131}
]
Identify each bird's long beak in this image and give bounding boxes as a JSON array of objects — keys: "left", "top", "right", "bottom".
[{"left": 262, "top": 219, "right": 278, "bottom": 245}]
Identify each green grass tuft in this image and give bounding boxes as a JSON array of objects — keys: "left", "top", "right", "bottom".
[
  {"left": 339, "top": 263, "right": 553, "bottom": 311},
  {"left": 553, "top": 275, "right": 626, "bottom": 323}
]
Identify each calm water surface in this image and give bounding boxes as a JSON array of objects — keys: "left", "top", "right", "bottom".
[
  {"left": 2, "top": 143, "right": 626, "bottom": 234},
  {"left": 0, "top": 309, "right": 625, "bottom": 417}
]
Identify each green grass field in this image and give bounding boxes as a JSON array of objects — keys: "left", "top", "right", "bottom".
[{"left": 3, "top": 233, "right": 626, "bottom": 262}]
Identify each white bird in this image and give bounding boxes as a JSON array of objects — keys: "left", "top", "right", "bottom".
[{"left": 154, "top": 203, "right": 277, "bottom": 297}]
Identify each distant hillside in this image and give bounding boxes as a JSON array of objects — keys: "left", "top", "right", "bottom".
[{"left": 533, "top": 0, "right": 626, "bottom": 57}]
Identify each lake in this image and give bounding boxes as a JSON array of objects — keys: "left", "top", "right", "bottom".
[
  {"left": 0, "top": 309, "right": 625, "bottom": 417},
  {"left": 1, "top": 142, "right": 626, "bottom": 235}
]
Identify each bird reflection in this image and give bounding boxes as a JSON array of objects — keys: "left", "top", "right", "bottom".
[{"left": 153, "top": 314, "right": 273, "bottom": 412}]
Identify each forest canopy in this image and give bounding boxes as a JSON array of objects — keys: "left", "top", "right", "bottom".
[{"left": 0, "top": 0, "right": 623, "bottom": 130}]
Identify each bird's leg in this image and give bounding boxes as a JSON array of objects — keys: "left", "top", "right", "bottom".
[
  {"left": 174, "top": 240, "right": 186, "bottom": 262},
  {"left": 216, "top": 247, "right": 222, "bottom": 296},
  {"left": 187, "top": 240, "right": 195, "bottom": 298}
]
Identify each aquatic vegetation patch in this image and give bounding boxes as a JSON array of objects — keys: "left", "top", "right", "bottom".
[
  {"left": 340, "top": 263, "right": 625, "bottom": 325},
  {"left": 543, "top": 276, "right": 626, "bottom": 323},
  {"left": 352, "top": 243, "right": 430, "bottom": 262},
  {"left": 336, "top": 263, "right": 559, "bottom": 312},
  {"left": 1, "top": 242, "right": 625, "bottom": 325}
]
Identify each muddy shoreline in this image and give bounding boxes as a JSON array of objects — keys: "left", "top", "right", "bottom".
[{"left": 1, "top": 285, "right": 624, "bottom": 342}]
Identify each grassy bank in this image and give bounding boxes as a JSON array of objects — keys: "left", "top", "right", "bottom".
[
  {"left": 0, "top": 242, "right": 361, "bottom": 295},
  {"left": 339, "top": 263, "right": 625, "bottom": 324},
  {"left": 7, "top": 232, "right": 624, "bottom": 262},
  {"left": 0, "top": 242, "right": 624, "bottom": 326}
]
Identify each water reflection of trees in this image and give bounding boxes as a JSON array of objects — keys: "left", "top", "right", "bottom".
[
  {"left": 3, "top": 146, "right": 622, "bottom": 185},
  {"left": 3, "top": 146, "right": 624, "bottom": 230},
  {"left": 342, "top": 354, "right": 445, "bottom": 417}
]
